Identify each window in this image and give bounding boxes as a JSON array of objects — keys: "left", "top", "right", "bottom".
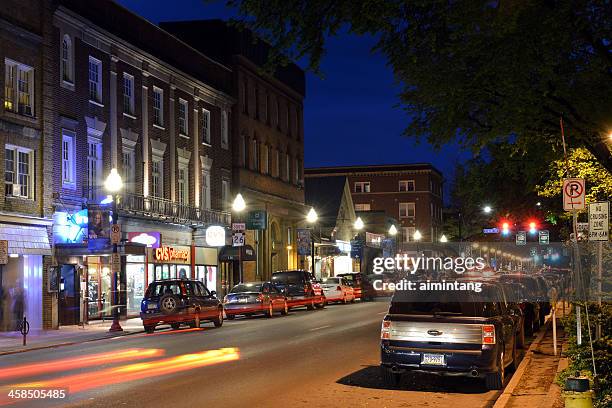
[
  {"left": 285, "top": 104, "right": 290, "bottom": 134},
  {"left": 122, "top": 73, "right": 135, "bottom": 115},
  {"left": 399, "top": 202, "right": 416, "bottom": 218},
  {"left": 221, "top": 110, "right": 229, "bottom": 149},
  {"left": 61, "top": 130, "right": 76, "bottom": 189},
  {"left": 222, "top": 179, "right": 230, "bottom": 211},
  {"left": 355, "top": 203, "right": 371, "bottom": 211},
  {"left": 87, "top": 139, "right": 102, "bottom": 200},
  {"left": 399, "top": 180, "right": 415, "bottom": 192},
  {"left": 240, "top": 81, "right": 247, "bottom": 113},
  {"left": 263, "top": 91, "right": 269, "bottom": 123},
  {"left": 295, "top": 107, "right": 300, "bottom": 140},
  {"left": 88, "top": 56, "right": 102, "bottom": 103},
  {"left": 61, "top": 35, "right": 73, "bottom": 83},
  {"left": 241, "top": 134, "right": 247, "bottom": 166},
  {"left": 152, "top": 87, "right": 163, "bottom": 126},
  {"left": 402, "top": 227, "right": 416, "bottom": 243},
  {"left": 178, "top": 99, "right": 188, "bottom": 135},
  {"left": 354, "top": 182, "right": 370, "bottom": 193},
  {"left": 201, "top": 109, "right": 211, "bottom": 144},
  {"left": 201, "top": 168, "right": 211, "bottom": 209},
  {"left": 4, "top": 59, "right": 34, "bottom": 116},
  {"left": 294, "top": 158, "right": 300, "bottom": 184},
  {"left": 151, "top": 158, "right": 163, "bottom": 198},
  {"left": 178, "top": 165, "right": 188, "bottom": 204},
  {"left": 5, "top": 145, "right": 33, "bottom": 199},
  {"left": 252, "top": 140, "right": 259, "bottom": 170},
  {"left": 285, "top": 153, "right": 290, "bottom": 181},
  {"left": 122, "top": 149, "right": 135, "bottom": 193},
  {"left": 255, "top": 87, "right": 260, "bottom": 119},
  {"left": 275, "top": 98, "right": 280, "bottom": 128},
  {"left": 275, "top": 149, "right": 280, "bottom": 178},
  {"left": 262, "top": 145, "right": 269, "bottom": 174}
]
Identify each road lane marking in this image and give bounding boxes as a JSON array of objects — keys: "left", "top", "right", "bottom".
[{"left": 309, "top": 325, "right": 331, "bottom": 331}]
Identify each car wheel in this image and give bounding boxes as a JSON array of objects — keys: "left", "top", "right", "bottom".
[
  {"left": 281, "top": 301, "right": 288, "bottom": 315},
  {"left": 517, "top": 322, "right": 526, "bottom": 349},
  {"left": 227, "top": 314, "right": 235, "bottom": 320},
  {"left": 265, "top": 302, "right": 274, "bottom": 318},
  {"left": 306, "top": 296, "right": 315, "bottom": 310},
  {"left": 144, "top": 325, "right": 155, "bottom": 334},
  {"left": 213, "top": 308, "right": 224, "bottom": 327},
  {"left": 170, "top": 322, "right": 181, "bottom": 330},
  {"left": 381, "top": 367, "right": 401, "bottom": 388},
  {"left": 485, "top": 351, "right": 505, "bottom": 390},
  {"left": 159, "top": 293, "right": 180, "bottom": 315}
]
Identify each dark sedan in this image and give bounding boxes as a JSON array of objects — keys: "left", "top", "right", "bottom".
[{"left": 223, "top": 281, "right": 288, "bottom": 319}]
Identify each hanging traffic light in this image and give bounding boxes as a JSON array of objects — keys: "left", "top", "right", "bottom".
[
  {"left": 529, "top": 221, "right": 537, "bottom": 234},
  {"left": 501, "top": 221, "right": 510, "bottom": 236}
]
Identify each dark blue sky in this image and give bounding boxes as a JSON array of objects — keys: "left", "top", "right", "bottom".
[{"left": 117, "top": 0, "right": 471, "bottom": 195}]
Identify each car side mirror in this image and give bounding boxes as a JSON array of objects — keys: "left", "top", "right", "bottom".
[{"left": 210, "top": 290, "right": 217, "bottom": 297}]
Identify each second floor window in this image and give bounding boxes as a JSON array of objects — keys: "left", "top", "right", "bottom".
[
  {"left": 87, "top": 140, "right": 102, "bottom": 200},
  {"left": 178, "top": 166, "right": 188, "bottom": 204},
  {"left": 123, "top": 73, "right": 135, "bottom": 115},
  {"left": 88, "top": 57, "right": 102, "bottom": 103},
  {"left": 202, "top": 169, "right": 211, "bottom": 210},
  {"left": 262, "top": 145, "right": 269, "bottom": 174},
  {"left": 178, "top": 99, "right": 188, "bottom": 135},
  {"left": 61, "top": 130, "right": 76, "bottom": 189},
  {"left": 402, "top": 227, "right": 416, "bottom": 243},
  {"left": 122, "top": 149, "right": 135, "bottom": 193},
  {"left": 221, "top": 110, "right": 229, "bottom": 149},
  {"left": 5, "top": 145, "right": 33, "bottom": 199},
  {"left": 285, "top": 153, "right": 290, "bottom": 181},
  {"left": 274, "top": 149, "right": 280, "bottom": 178},
  {"left": 399, "top": 202, "right": 416, "bottom": 218},
  {"left": 153, "top": 87, "right": 163, "bottom": 126},
  {"left": 151, "top": 158, "right": 163, "bottom": 198},
  {"left": 4, "top": 59, "right": 34, "bottom": 116},
  {"left": 61, "top": 35, "right": 73, "bottom": 83},
  {"left": 222, "top": 179, "right": 230, "bottom": 211},
  {"left": 201, "top": 109, "right": 211, "bottom": 145},
  {"left": 399, "top": 180, "right": 415, "bottom": 192},
  {"left": 252, "top": 140, "right": 259, "bottom": 170},
  {"left": 354, "top": 182, "right": 370, "bottom": 193},
  {"left": 355, "top": 203, "right": 371, "bottom": 211}
]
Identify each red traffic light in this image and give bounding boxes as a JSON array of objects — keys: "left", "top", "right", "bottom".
[{"left": 528, "top": 219, "right": 538, "bottom": 234}]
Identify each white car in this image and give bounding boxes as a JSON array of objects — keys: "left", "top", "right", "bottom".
[{"left": 320, "top": 277, "right": 355, "bottom": 304}]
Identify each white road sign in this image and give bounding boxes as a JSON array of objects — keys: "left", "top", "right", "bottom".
[
  {"left": 232, "top": 232, "right": 245, "bottom": 247},
  {"left": 563, "top": 178, "right": 586, "bottom": 211},
  {"left": 232, "top": 223, "right": 246, "bottom": 231},
  {"left": 111, "top": 224, "right": 121, "bottom": 244},
  {"left": 588, "top": 201, "right": 609, "bottom": 241}
]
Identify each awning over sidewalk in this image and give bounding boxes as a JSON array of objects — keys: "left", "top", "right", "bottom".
[
  {"left": 218, "top": 245, "right": 257, "bottom": 261},
  {"left": 0, "top": 223, "right": 51, "bottom": 255}
]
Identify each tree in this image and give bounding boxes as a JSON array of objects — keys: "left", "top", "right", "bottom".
[{"left": 225, "top": 0, "right": 612, "bottom": 171}]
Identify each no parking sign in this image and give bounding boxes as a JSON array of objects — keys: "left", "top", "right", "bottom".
[{"left": 562, "top": 178, "right": 585, "bottom": 211}]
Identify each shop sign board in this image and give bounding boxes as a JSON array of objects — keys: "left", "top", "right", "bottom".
[
  {"left": 297, "top": 229, "right": 311, "bottom": 256},
  {"left": 588, "top": 201, "right": 609, "bottom": 241},
  {"left": 232, "top": 232, "right": 245, "bottom": 247},
  {"left": 154, "top": 246, "right": 190, "bottom": 263},
  {"left": 88, "top": 204, "right": 111, "bottom": 250},
  {"left": 562, "top": 178, "right": 585, "bottom": 211},
  {"left": 0, "top": 240, "right": 7, "bottom": 265},
  {"left": 127, "top": 231, "right": 161, "bottom": 248},
  {"left": 246, "top": 210, "right": 267, "bottom": 230},
  {"left": 205, "top": 226, "right": 226, "bottom": 247}
]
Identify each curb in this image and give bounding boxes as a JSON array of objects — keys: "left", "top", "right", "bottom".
[
  {"left": 492, "top": 318, "right": 551, "bottom": 408},
  {"left": 0, "top": 329, "right": 143, "bottom": 356}
]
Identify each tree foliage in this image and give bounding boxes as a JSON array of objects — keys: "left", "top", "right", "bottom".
[{"left": 225, "top": 0, "right": 612, "bottom": 171}]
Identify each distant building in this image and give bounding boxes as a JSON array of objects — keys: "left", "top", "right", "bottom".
[{"left": 305, "top": 164, "right": 444, "bottom": 243}]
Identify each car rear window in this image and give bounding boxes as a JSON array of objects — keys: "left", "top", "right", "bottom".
[
  {"left": 322, "top": 277, "right": 340, "bottom": 284},
  {"left": 146, "top": 282, "right": 181, "bottom": 297},
  {"left": 272, "top": 271, "right": 302, "bottom": 285},
  {"left": 389, "top": 289, "right": 503, "bottom": 317},
  {"left": 231, "top": 283, "right": 263, "bottom": 293}
]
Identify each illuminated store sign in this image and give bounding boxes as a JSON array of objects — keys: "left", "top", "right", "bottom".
[
  {"left": 128, "top": 232, "right": 161, "bottom": 248},
  {"left": 154, "top": 246, "right": 190, "bottom": 263},
  {"left": 205, "top": 226, "right": 226, "bottom": 247}
]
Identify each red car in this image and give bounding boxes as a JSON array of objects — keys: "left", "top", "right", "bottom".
[
  {"left": 223, "top": 281, "right": 289, "bottom": 319},
  {"left": 271, "top": 270, "right": 326, "bottom": 310}
]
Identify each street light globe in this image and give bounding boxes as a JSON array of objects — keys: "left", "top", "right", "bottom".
[
  {"left": 388, "top": 225, "right": 397, "bottom": 236},
  {"left": 354, "top": 217, "right": 364, "bottom": 231},
  {"left": 306, "top": 207, "right": 318, "bottom": 224},
  {"left": 232, "top": 193, "right": 246, "bottom": 212},
  {"left": 104, "top": 168, "right": 123, "bottom": 193},
  {"left": 483, "top": 205, "right": 492, "bottom": 214},
  {"left": 413, "top": 230, "right": 422, "bottom": 241},
  {"left": 440, "top": 234, "right": 448, "bottom": 243}
]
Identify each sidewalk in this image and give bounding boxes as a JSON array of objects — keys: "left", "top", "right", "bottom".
[
  {"left": 494, "top": 307, "right": 568, "bottom": 408},
  {"left": 0, "top": 317, "right": 143, "bottom": 355}
]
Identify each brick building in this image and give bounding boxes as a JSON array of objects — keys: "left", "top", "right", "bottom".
[
  {"left": 305, "top": 164, "right": 444, "bottom": 244},
  {"left": 160, "top": 20, "right": 308, "bottom": 284}
]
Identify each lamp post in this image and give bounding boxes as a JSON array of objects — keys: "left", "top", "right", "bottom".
[
  {"left": 306, "top": 208, "right": 317, "bottom": 276},
  {"left": 440, "top": 234, "right": 448, "bottom": 243},
  {"left": 105, "top": 168, "right": 123, "bottom": 332},
  {"left": 232, "top": 194, "right": 246, "bottom": 284}
]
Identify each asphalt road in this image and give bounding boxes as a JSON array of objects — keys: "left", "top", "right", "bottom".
[{"left": 0, "top": 299, "right": 524, "bottom": 408}]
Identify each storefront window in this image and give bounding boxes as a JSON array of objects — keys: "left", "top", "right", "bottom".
[
  {"left": 195, "top": 265, "right": 217, "bottom": 292},
  {"left": 86, "top": 257, "right": 111, "bottom": 319},
  {"left": 126, "top": 255, "right": 145, "bottom": 316}
]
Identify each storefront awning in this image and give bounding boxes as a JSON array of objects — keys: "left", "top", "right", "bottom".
[
  {"left": 0, "top": 223, "right": 51, "bottom": 255},
  {"left": 218, "top": 245, "right": 257, "bottom": 262}
]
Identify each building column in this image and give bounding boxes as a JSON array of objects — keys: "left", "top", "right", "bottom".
[
  {"left": 141, "top": 76, "right": 149, "bottom": 197},
  {"left": 192, "top": 101, "right": 200, "bottom": 207},
  {"left": 110, "top": 57, "right": 119, "bottom": 168},
  {"left": 169, "top": 85, "right": 176, "bottom": 202}
]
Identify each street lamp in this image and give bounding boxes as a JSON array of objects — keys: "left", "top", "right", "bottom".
[
  {"left": 413, "top": 230, "right": 422, "bottom": 241},
  {"left": 306, "top": 207, "right": 317, "bottom": 276},
  {"left": 388, "top": 225, "right": 397, "bottom": 236},
  {"left": 105, "top": 168, "right": 123, "bottom": 333},
  {"left": 354, "top": 217, "right": 364, "bottom": 231},
  {"left": 232, "top": 194, "right": 246, "bottom": 284},
  {"left": 440, "top": 234, "right": 448, "bottom": 243},
  {"left": 483, "top": 205, "right": 492, "bottom": 214}
]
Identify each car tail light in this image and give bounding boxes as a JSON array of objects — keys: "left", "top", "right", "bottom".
[
  {"left": 482, "top": 324, "right": 496, "bottom": 344},
  {"left": 256, "top": 294, "right": 264, "bottom": 302},
  {"left": 381, "top": 320, "right": 391, "bottom": 339},
  {"left": 336, "top": 286, "right": 342, "bottom": 291}
]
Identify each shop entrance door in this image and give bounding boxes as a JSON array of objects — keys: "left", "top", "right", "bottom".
[{"left": 59, "top": 265, "right": 80, "bottom": 326}]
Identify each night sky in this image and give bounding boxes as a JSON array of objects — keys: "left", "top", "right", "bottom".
[{"left": 117, "top": 0, "right": 471, "bottom": 198}]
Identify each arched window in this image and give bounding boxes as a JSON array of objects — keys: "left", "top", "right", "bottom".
[{"left": 61, "top": 35, "right": 73, "bottom": 83}]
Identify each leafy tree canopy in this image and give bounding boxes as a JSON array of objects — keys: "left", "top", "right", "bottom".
[{"left": 226, "top": 0, "right": 612, "bottom": 171}]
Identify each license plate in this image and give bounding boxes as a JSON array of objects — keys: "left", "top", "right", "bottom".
[
  {"left": 147, "top": 303, "right": 157, "bottom": 310},
  {"left": 421, "top": 353, "right": 445, "bottom": 366},
  {"left": 238, "top": 298, "right": 248, "bottom": 303}
]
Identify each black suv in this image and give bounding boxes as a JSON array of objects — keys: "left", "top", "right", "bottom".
[
  {"left": 271, "top": 270, "right": 326, "bottom": 310},
  {"left": 140, "top": 279, "right": 223, "bottom": 333}
]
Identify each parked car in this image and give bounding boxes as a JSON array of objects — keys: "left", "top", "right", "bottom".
[
  {"left": 380, "top": 282, "right": 518, "bottom": 390},
  {"left": 320, "top": 276, "right": 355, "bottom": 304},
  {"left": 140, "top": 279, "right": 223, "bottom": 333},
  {"left": 498, "top": 274, "right": 544, "bottom": 334},
  {"left": 223, "top": 281, "right": 288, "bottom": 319},
  {"left": 337, "top": 272, "right": 376, "bottom": 301},
  {"left": 271, "top": 270, "right": 326, "bottom": 309}
]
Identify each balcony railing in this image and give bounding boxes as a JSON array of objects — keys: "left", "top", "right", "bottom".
[{"left": 86, "top": 188, "right": 230, "bottom": 227}]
